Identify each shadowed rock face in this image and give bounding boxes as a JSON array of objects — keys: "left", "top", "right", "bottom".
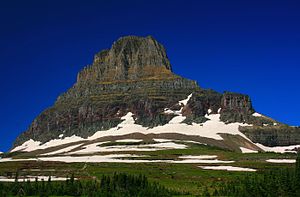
[
  {"left": 220, "top": 92, "right": 254, "bottom": 123},
  {"left": 240, "top": 126, "right": 300, "bottom": 147},
  {"left": 13, "top": 35, "right": 300, "bottom": 148}
]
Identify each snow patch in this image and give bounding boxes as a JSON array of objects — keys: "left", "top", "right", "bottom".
[
  {"left": 115, "top": 139, "right": 143, "bottom": 143},
  {"left": 68, "top": 142, "right": 187, "bottom": 154},
  {"left": 153, "top": 139, "right": 205, "bottom": 145},
  {"left": 199, "top": 165, "right": 256, "bottom": 172},
  {"left": 256, "top": 143, "right": 300, "bottom": 153},
  {"left": 163, "top": 94, "right": 193, "bottom": 122},
  {"left": 13, "top": 107, "right": 254, "bottom": 153},
  {"left": 240, "top": 147, "right": 258, "bottom": 153},
  {"left": 207, "top": 109, "right": 212, "bottom": 114},
  {"left": 10, "top": 139, "right": 41, "bottom": 152},
  {"left": 179, "top": 93, "right": 193, "bottom": 106},
  {"left": 0, "top": 158, "right": 37, "bottom": 162},
  {"left": 12, "top": 135, "right": 85, "bottom": 153},
  {"left": 0, "top": 176, "right": 71, "bottom": 182},
  {"left": 178, "top": 155, "right": 217, "bottom": 159},
  {"left": 153, "top": 139, "right": 172, "bottom": 143},
  {"left": 40, "top": 143, "right": 84, "bottom": 156},
  {"left": 164, "top": 108, "right": 178, "bottom": 115},
  {"left": 266, "top": 159, "right": 296, "bottom": 163},
  {"left": 65, "top": 142, "right": 110, "bottom": 154},
  {"left": 0, "top": 154, "right": 233, "bottom": 164},
  {"left": 252, "top": 112, "right": 263, "bottom": 117},
  {"left": 174, "top": 155, "right": 233, "bottom": 164},
  {"left": 23, "top": 154, "right": 168, "bottom": 163},
  {"left": 172, "top": 159, "right": 234, "bottom": 164}
]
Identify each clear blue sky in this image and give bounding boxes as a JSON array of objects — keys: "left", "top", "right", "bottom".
[{"left": 1, "top": 0, "right": 299, "bottom": 152}]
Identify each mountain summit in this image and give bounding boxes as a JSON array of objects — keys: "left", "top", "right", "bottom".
[
  {"left": 13, "top": 35, "right": 300, "bottom": 153},
  {"left": 77, "top": 35, "right": 172, "bottom": 84}
]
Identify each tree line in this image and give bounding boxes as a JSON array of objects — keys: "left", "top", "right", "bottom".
[
  {"left": 0, "top": 173, "right": 173, "bottom": 197},
  {"left": 1, "top": 153, "right": 299, "bottom": 196},
  {"left": 211, "top": 152, "right": 300, "bottom": 197}
]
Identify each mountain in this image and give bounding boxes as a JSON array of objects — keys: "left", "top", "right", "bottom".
[{"left": 11, "top": 35, "right": 300, "bottom": 154}]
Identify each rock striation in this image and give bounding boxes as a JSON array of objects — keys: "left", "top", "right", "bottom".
[{"left": 13, "top": 35, "right": 300, "bottom": 148}]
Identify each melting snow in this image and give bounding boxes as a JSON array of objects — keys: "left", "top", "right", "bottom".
[
  {"left": 164, "top": 108, "right": 180, "bottom": 115},
  {"left": 11, "top": 135, "right": 85, "bottom": 153},
  {"left": 0, "top": 154, "right": 233, "bottom": 164},
  {"left": 199, "top": 165, "right": 256, "bottom": 172},
  {"left": 0, "top": 154, "right": 168, "bottom": 163},
  {"left": 67, "top": 142, "right": 110, "bottom": 154},
  {"left": 171, "top": 159, "right": 234, "bottom": 164},
  {"left": 153, "top": 139, "right": 206, "bottom": 145},
  {"left": 179, "top": 93, "right": 193, "bottom": 106},
  {"left": 153, "top": 139, "right": 172, "bottom": 143},
  {"left": 255, "top": 143, "right": 300, "bottom": 153},
  {"left": 10, "top": 139, "right": 42, "bottom": 152},
  {"left": 173, "top": 155, "right": 233, "bottom": 164},
  {"left": 178, "top": 155, "right": 217, "bottom": 159},
  {"left": 115, "top": 139, "right": 143, "bottom": 143},
  {"left": 0, "top": 176, "right": 67, "bottom": 182},
  {"left": 207, "top": 109, "right": 212, "bottom": 114},
  {"left": 0, "top": 176, "right": 70, "bottom": 182},
  {"left": 266, "top": 159, "right": 296, "bottom": 163},
  {"left": 68, "top": 142, "right": 187, "bottom": 154},
  {"left": 252, "top": 112, "right": 263, "bottom": 117},
  {"left": 12, "top": 94, "right": 256, "bottom": 153},
  {"left": 13, "top": 112, "right": 253, "bottom": 153},
  {"left": 40, "top": 143, "right": 84, "bottom": 156},
  {"left": 240, "top": 147, "right": 258, "bottom": 153},
  {"left": 0, "top": 158, "right": 37, "bottom": 162},
  {"left": 217, "top": 108, "right": 222, "bottom": 114},
  {"left": 164, "top": 94, "right": 193, "bottom": 122}
]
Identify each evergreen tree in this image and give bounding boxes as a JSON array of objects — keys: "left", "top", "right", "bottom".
[{"left": 296, "top": 151, "right": 300, "bottom": 192}]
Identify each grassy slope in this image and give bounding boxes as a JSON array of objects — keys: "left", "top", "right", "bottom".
[{"left": 0, "top": 143, "right": 297, "bottom": 196}]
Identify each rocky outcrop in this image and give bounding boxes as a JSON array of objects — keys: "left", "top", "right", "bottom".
[
  {"left": 76, "top": 36, "right": 172, "bottom": 84},
  {"left": 220, "top": 92, "right": 254, "bottom": 123},
  {"left": 182, "top": 89, "right": 222, "bottom": 124},
  {"left": 240, "top": 126, "right": 300, "bottom": 146}
]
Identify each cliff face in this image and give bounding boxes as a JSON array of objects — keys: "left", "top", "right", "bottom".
[
  {"left": 240, "top": 126, "right": 300, "bottom": 146},
  {"left": 13, "top": 35, "right": 300, "bottom": 148},
  {"left": 76, "top": 36, "right": 172, "bottom": 84},
  {"left": 220, "top": 92, "right": 254, "bottom": 123},
  {"left": 14, "top": 36, "right": 199, "bottom": 146}
]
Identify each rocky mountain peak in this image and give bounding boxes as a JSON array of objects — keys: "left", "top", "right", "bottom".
[
  {"left": 14, "top": 35, "right": 300, "bottom": 150},
  {"left": 77, "top": 35, "right": 173, "bottom": 84}
]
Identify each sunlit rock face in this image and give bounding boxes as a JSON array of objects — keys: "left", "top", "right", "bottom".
[
  {"left": 77, "top": 35, "right": 173, "bottom": 83},
  {"left": 13, "top": 35, "right": 300, "bottom": 148}
]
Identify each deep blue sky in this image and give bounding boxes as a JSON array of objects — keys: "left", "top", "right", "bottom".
[{"left": 1, "top": 0, "right": 299, "bottom": 152}]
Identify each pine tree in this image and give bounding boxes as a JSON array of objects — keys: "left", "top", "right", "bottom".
[{"left": 295, "top": 151, "right": 300, "bottom": 192}]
